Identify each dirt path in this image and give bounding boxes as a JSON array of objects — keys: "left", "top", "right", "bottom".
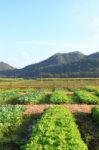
[{"left": 23, "top": 104, "right": 99, "bottom": 115}]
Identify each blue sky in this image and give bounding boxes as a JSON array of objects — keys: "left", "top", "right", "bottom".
[{"left": 0, "top": 0, "right": 99, "bottom": 68}]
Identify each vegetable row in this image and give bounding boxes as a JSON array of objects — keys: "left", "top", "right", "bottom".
[
  {"left": 0, "top": 105, "right": 25, "bottom": 139},
  {"left": 21, "top": 106, "right": 88, "bottom": 150},
  {"left": 0, "top": 88, "right": 99, "bottom": 104}
]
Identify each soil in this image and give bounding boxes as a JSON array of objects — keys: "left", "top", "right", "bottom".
[{"left": 23, "top": 104, "right": 98, "bottom": 115}]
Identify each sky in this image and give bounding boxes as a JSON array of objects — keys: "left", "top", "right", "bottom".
[{"left": 0, "top": 0, "right": 99, "bottom": 68}]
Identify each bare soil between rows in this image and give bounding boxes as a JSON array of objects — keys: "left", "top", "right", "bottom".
[{"left": 22, "top": 104, "right": 99, "bottom": 115}]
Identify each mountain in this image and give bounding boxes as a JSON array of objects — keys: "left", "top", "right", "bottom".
[
  {"left": 87, "top": 52, "right": 99, "bottom": 59},
  {"left": 35, "top": 51, "right": 85, "bottom": 66},
  {"left": 21, "top": 51, "right": 85, "bottom": 70},
  {"left": 0, "top": 62, "right": 15, "bottom": 71},
  {"left": 0, "top": 51, "right": 99, "bottom": 78}
]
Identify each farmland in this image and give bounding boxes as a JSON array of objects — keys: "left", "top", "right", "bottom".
[
  {"left": 0, "top": 78, "right": 99, "bottom": 89},
  {"left": 0, "top": 78, "right": 99, "bottom": 150}
]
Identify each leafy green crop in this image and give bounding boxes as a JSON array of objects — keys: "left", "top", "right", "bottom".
[
  {"left": 92, "top": 107, "right": 99, "bottom": 124},
  {"left": 83, "top": 86, "right": 98, "bottom": 92},
  {"left": 50, "top": 89, "right": 71, "bottom": 104},
  {"left": 0, "top": 105, "right": 25, "bottom": 138},
  {"left": 95, "top": 90, "right": 99, "bottom": 97},
  {"left": 21, "top": 106, "right": 88, "bottom": 150},
  {"left": 17, "top": 89, "right": 46, "bottom": 104},
  {"left": 0, "top": 89, "right": 20, "bottom": 104},
  {"left": 74, "top": 90, "right": 99, "bottom": 104}
]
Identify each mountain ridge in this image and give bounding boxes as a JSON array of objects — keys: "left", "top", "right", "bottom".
[
  {"left": 0, "top": 51, "right": 99, "bottom": 78},
  {"left": 0, "top": 61, "right": 15, "bottom": 71}
]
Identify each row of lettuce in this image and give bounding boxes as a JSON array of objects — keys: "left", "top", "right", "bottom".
[
  {"left": 0, "top": 87, "right": 99, "bottom": 104},
  {"left": 0, "top": 105, "right": 99, "bottom": 149},
  {"left": 0, "top": 105, "right": 25, "bottom": 141},
  {"left": 22, "top": 107, "right": 99, "bottom": 150},
  {"left": 21, "top": 107, "right": 88, "bottom": 150}
]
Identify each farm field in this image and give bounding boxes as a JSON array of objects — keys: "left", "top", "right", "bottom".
[
  {"left": 0, "top": 78, "right": 99, "bottom": 89},
  {"left": 0, "top": 78, "right": 99, "bottom": 150}
]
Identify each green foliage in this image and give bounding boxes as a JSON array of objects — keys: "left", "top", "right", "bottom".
[
  {"left": 21, "top": 106, "right": 88, "bottom": 150},
  {"left": 0, "top": 105, "right": 25, "bottom": 138},
  {"left": 74, "top": 89, "right": 99, "bottom": 104},
  {"left": 50, "top": 89, "right": 71, "bottom": 104},
  {"left": 92, "top": 107, "right": 99, "bottom": 124},
  {"left": 95, "top": 89, "right": 99, "bottom": 96},
  {"left": 17, "top": 89, "right": 46, "bottom": 104},
  {"left": 69, "top": 88, "right": 80, "bottom": 92},
  {"left": 20, "top": 88, "right": 35, "bottom": 93},
  {"left": 0, "top": 89, "right": 20, "bottom": 104},
  {"left": 83, "top": 86, "right": 97, "bottom": 92}
]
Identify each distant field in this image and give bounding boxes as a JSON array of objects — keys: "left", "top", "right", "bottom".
[{"left": 0, "top": 78, "right": 99, "bottom": 89}]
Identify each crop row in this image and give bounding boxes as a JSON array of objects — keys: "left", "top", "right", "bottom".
[
  {"left": 17, "top": 89, "right": 46, "bottom": 104},
  {"left": 17, "top": 89, "right": 73, "bottom": 104},
  {"left": 82, "top": 86, "right": 99, "bottom": 97},
  {"left": 50, "top": 89, "right": 99, "bottom": 104},
  {"left": 0, "top": 88, "right": 99, "bottom": 105},
  {"left": 0, "top": 105, "right": 25, "bottom": 139},
  {"left": 50, "top": 89, "right": 72, "bottom": 104},
  {"left": 92, "top": 107, "right": 99, "bottom": 124},
  {"left": 0, "top": 89, "right": 20, "bottom": 104},
  {"left": 70, "top": 89, "right": 99, "bottom": 104},
  {"left": 21, "top": 106, "right": 88, "bottom": 150}
]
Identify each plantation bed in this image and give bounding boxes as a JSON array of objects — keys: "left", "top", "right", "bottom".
[{"left": 0, "top": 104, "right": 99, "bottom": 150}]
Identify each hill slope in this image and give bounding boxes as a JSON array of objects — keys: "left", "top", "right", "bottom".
[
  {"left": 21, "top": 51, "right": 85, "bottom": 70},
  {"left": 0, "top": 62, "right": 15, "bottom": 71},
  {"left": 0, "top": 51, "right": 99, "bottom": 78}
]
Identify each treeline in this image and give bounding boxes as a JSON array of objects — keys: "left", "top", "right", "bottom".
[{"left": 37, "top": 72, "right": 99, "bottom": 78}]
